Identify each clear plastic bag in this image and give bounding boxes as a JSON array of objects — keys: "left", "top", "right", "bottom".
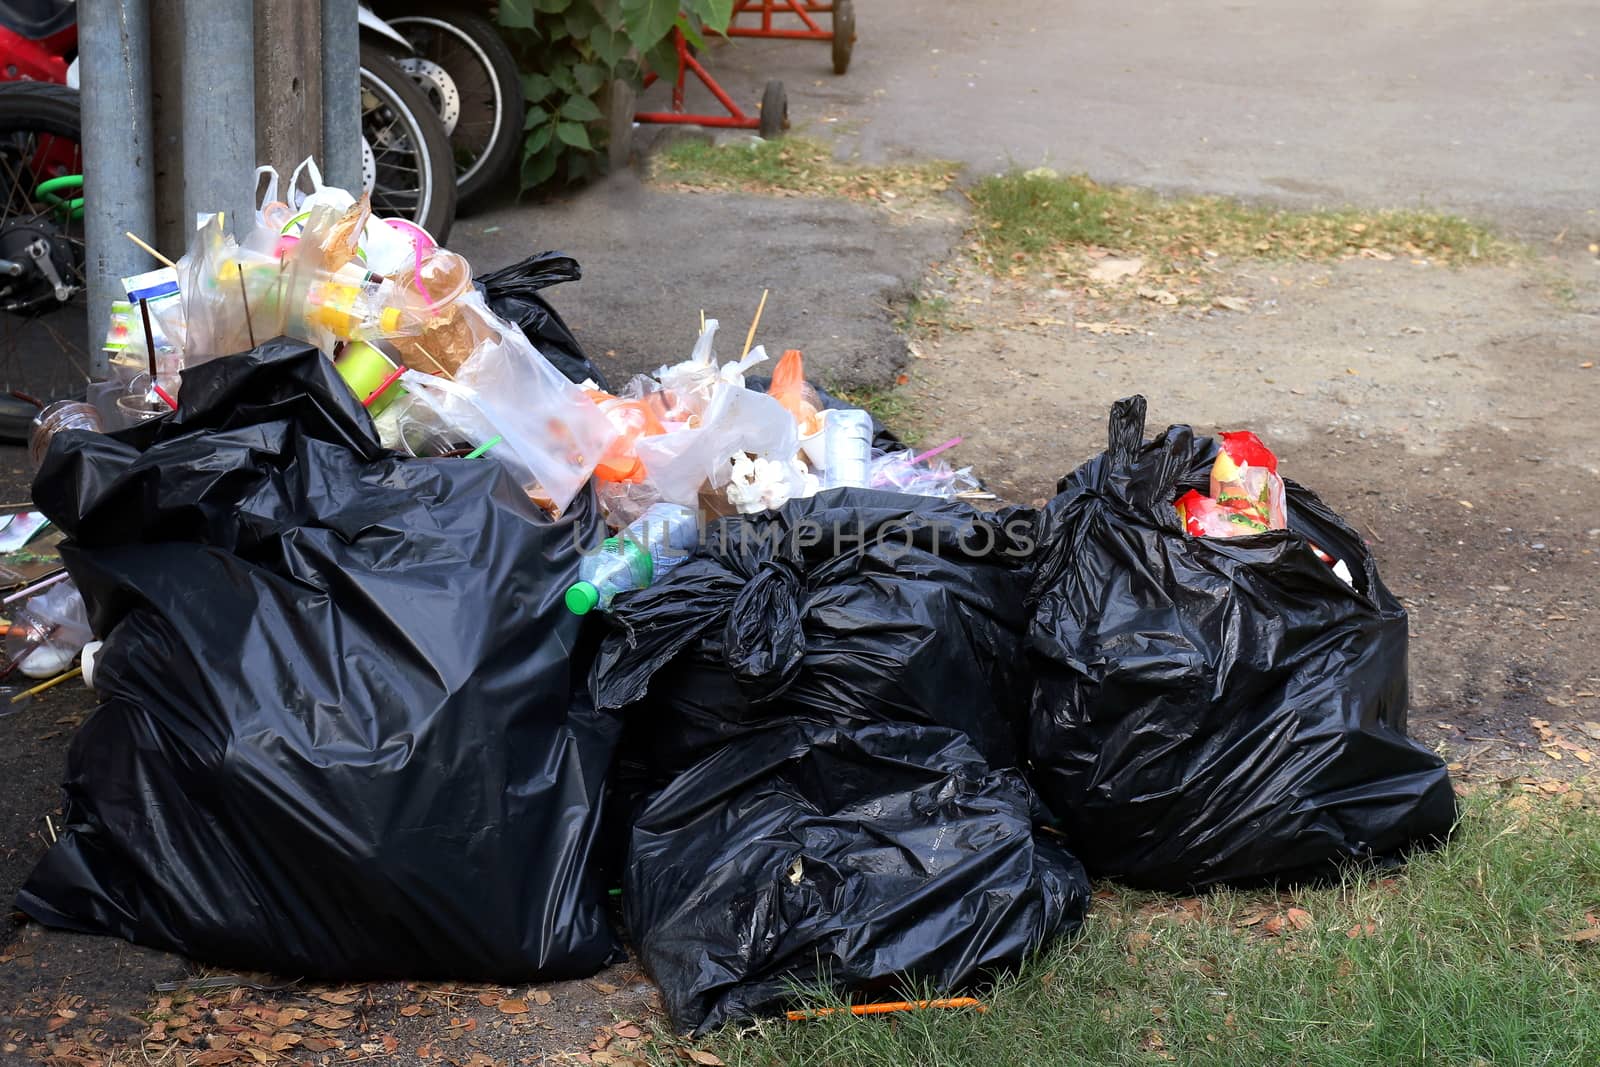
[
  {"left": 634, "top": 383, "right": 799, "bottom": 507},
  {"left": 400, "top": 294, "right": 617, "bottom": 512},
  {"left": 6, "top": 581, "right": 92, "bottom": 680},
  {"left": 178, "top": 214, "right": 287, "bottom": 359}
]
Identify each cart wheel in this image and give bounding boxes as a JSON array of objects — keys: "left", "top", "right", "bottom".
[
  {"left": 606, "top": 78, "right": 636, "bottom": 170},
  {"left": 759, "top": 79, "right": 788, "bottom": 138},
  {"left": 831, "top": 0, "right": 855, "bottom": 75}
]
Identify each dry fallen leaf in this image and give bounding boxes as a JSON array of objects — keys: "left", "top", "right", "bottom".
[
  {"left": 1346, "top": 922, "right": 1378, "bottom": 938},
  {"left": 399, "top": 1005, "right": 423, "bottom": 1018},
  {"left": 1561, "top": 928, "right": 1600, "bottom": 942},
  {"left": 1137, "top": 286, "right": 1179, "bottom": 305},
  {"left": 532, "top": 990, "right": 553, "bottom": 1007},
  {"left": 1547, "top": 696, "right": 1574, "bottom": 708},
  {"left": 1213, "top": 296, "right": 1250, "bottom": 312},
  {"left": 1087, "top": 257, "right": 1144, "bottom": 283},
  {"left": 614, "top": 1024, "right": 643, "bottom": 1040},
  {"left": 310, "top": 1011, "right": 352, "bottom": 1030},
  {"left": 689, "top": 1052, "right": 725, "bottom": 1066},
  {"left": 591, "top": 981, "right": 620, "bottom": 996},
  {"left": 1285, "top": 907, "right": 1313, "bottom": 931},
  {"left": 316, "top": 990, "right": 358, "bottom": 1006},
  {"left": 478, "top": 992, "right": 500, "bottom": 1007},
  {"left": 1234, "top": 908, "right": 1272, "bottom": 928},
  {"left": 1127, "top": 931, "right": 1153, "bottom": 951},
  {"left": 497, "top": 999, "right": 529, "bottom": 1016}
]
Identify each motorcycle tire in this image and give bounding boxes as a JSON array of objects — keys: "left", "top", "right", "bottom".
[
  {"left": 359, "top": 43, "right": 457, "bottom": 244},
  {"left": 383, "top": 6, "right": 524, "bottom": 210}
]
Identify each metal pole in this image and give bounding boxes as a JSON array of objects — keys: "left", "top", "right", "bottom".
[
  {"left": 321, "top": 0, "right": 363, "bottom": 192},
  {"left": 79, "top": 0, "right": 155, "bottom": 379},
  {"left": 179, "top": 0, "right": 256, "bottom": 237},
  {"left": 255, "top": 0, "right": 323, "bottom": 191}
]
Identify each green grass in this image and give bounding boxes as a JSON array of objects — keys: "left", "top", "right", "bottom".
[
  {"left": 896, "top": 293, "right": 957, "bottom": 336},
  {"left": 969, "top": 168, "right": 1513, "bottom": 275},
  {"left": 650, "top": 137, "right": 959, "bottom": 204},
  {"left": 830, "top": 382, "right": 915, "bottom": 438},
  {"left": 690, "top": 791, "right": 1600, "bottom": 1066}
]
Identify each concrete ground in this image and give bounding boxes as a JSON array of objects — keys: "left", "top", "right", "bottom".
[{"left": 3, "top": 2, "right": 1599, "bottom": 1064}]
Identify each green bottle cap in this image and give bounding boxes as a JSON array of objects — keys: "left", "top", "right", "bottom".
[{"left": 565, "top": 581, "right": 601, "bottom": 615}]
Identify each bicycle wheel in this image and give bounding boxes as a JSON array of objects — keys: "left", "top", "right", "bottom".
[
  {"left": 0, "top": 81, "right": 90, "bottom": 439},
  {"left": 385, "top": 7, "right": 523, "bottom": 208},
  {"left": 359, "top": 43, "right": 457, "bottom": 244}
]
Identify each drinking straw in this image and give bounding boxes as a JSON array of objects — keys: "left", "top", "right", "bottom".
[
  {"left": 785, "top": 998, "right": 986, "bottom": 1022},
  {"left": 909, "top": 435, "right": 963, "bottom": 466},
  {"left": 740, "top": 288, "right": 769, "bottom": 359},
  {"left": 2, "top": 570, "right": 68, "bottom": 605},
  {"left": 138, "top": 297, "right": 157, "bottom": 378},
  {"left": 10, "top": 665, "right": 81, "bottom": 704},
  {"left": 237, "top": 263, "right": 256, "bottom": 348},
  {"left": 361, "top": 365, "right": 406, "bottom": 408},
  {"left": 152, "top": 384, "right": 178, "bottom": 410},
  {"left": 125, "top": 231, "right": 177, "bottom": 269},
  {"left": 464, "top": 435, "right": 502, "bottom": 459}
]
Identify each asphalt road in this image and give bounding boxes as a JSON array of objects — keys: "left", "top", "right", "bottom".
[{"left": 704, "top": 0, "right": 1599, "bottom": 236}]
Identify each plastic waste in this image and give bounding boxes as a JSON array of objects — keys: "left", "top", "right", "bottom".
[
  {"left": 566, "top": 502, "right": 699, "bottom": 615},
  {"left": 867, "top": 447, "right": 981, "bottom": 500},
  {"left": 399, "top": 294, "right": 617, "bottom": 513},
  {"left": 1025, "top": 397, "right": 1456, "bottom": 890},
  {"left": 724, "top": 453, "right": 817, "bottom": 513},
  {"left": 21, "top": 341, "right": 622, "bottom": 980},
  {"left": 624, "top": 720, "right": 1090, "bottom": 1035},
  {"left": 6, "top": 581, "right": 92, "bottom": 680},
  {"left": 816, "top": 407, "right": 873, "bottom": 489},
  {"left": 474, "top": 252, "right": 611, "bottom": 390},
  {"left": 1174, "top": 429, "right": 1288, "bottom": 537},
  {"left": 765, "top": 349, "right": 822, "bottom": 435},
  {"left": 633, "top": 383, "right": 798, "bottom": 506}
]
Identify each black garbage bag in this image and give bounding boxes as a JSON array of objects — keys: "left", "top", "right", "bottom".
[
  {"left": 1026, "top": 396, "right": 1455, "bottom": 890},
  {"left": 625, "top": 720, "right": 1090, "bottom": 1034},
  {"left": 17, "top": 340, "right": 621, "bottom": 981},
  {"left": 593, "top": 490, "right": 1040, "bottom": 790},
  {"left": 476, "top": 252, "right": 608, "bottom": 391}
]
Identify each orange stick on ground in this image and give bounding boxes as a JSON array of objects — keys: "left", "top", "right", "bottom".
[{"left": 785, "top": 997, "right": 987, "bottom": 1022}]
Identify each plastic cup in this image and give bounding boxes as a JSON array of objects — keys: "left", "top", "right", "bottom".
[
  {"left": 336, "top": 341, "right": 404, "bottom": 414},
  {"left": 28, "top": 400, "right": 103, "bottom": 470},
  {"left": 116, "top": 393, "right": 168, "bottom": 427}
]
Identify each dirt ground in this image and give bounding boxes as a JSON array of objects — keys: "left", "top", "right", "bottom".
[{"left": 909, "top": 250, "right": 1600, "bottom": 779}]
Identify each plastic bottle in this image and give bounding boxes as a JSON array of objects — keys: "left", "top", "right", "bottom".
[
  {"left": 304, "top": 270, "right": 421, "bottom": 342},
  {"left": 565, "top": 503, "right": 699, "bottom": 615}
]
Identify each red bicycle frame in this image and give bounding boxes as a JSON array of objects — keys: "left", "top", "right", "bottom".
[{"left": 727, "top": 0, "right": 835, "bottom": 41}]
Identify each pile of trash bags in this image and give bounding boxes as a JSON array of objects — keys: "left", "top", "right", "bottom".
[{"left": 12, "top": 161, "right": 1456, "bottom": 1035}]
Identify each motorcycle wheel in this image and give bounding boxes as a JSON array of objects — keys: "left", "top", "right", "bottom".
[
  {"left": 0, "top": 81, "right": 90, "bottom": 440},
  {"left": 384, "top": 7, "right": 524, "bottom": 210},
  {"left": 359, "top": 43, "right": 457, "bottom": 244}
]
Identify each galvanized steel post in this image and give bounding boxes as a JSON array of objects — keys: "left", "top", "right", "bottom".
[
  {"left": 321, "top": 0, "right": 362, "bottom": 192},
  {"left": 179, "top": 0, "right": 256, "bottom": 236},
  {"left": 78, "top": 0, "right": 155, "bottom": 378}
]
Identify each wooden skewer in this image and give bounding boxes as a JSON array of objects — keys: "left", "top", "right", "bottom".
[
  {"left": 236, "top": 263, "right": 256, "bottom": 348},
  {"left": 699, "top": 308, "right": 706, "bottom": 333},
  {"left": 740, "top": 288, "right": 769, "bottom": 359},
  {"left": 410, "top": 344, "right": 455, "bottom": 381},
  {"left": 125, "top": 231, "right": 177, "bottom": 269},
  {"left": 785, "top": 998, "right": 987, "bottom": 1022},
  {"left": 11, "top": 666, "right": 82, "bottom": 704}
]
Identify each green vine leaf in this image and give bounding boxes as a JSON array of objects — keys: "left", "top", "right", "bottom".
[
  {"left": 556, "top": 121, "right": 593, "bottom": 149},
  {"left": 621, "top": 0, "right": 679, "bottom": 51},
  {"left": 560, "top": 94, "right": 604, "bottom": 122}
]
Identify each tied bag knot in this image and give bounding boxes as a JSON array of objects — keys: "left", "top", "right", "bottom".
[{"left": 722, "top": 557, "right": 806, "bottom": 701}]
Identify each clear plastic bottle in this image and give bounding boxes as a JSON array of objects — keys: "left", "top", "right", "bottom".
[{"left": 565, "top": 503, "right": 699, "bottom": 615}]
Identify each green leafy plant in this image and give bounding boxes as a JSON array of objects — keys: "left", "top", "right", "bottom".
[{"left": 497, "top": 0, "right": 733, "bottom": 193}]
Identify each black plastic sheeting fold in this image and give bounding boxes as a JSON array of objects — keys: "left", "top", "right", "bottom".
[
  {"left": 1025, "top": 396, "right": 1455, "bottom": 890},
  {"left": 624, "top": 720, "right": 1089, "bottom": 1035},
  {"left": 595, "top": 492, "right": 1088, "bottom": 1034},
  {"left": 18, "top": 341, "right": 621, "bottom": 980},
  {"left": 593, "top": 491, "right": 1040, "bottom": 782}
]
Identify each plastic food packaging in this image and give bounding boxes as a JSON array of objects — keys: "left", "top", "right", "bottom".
[
  {"left": 400, "top": 295, "right": 617, "bottom": 512},
  {"left": 765, "top": 349, "right": 822, "bottom": 435},
  {"left": 867, "top": 448, "right": 981, "bottom": 500},
  {"left": 566, "top": 502, "right": 700, "bottom": 615},
  {"left": 633, "top": 384, "right": 798, "bottom": 506},
  {"left": 474, "top": 252, "right": 611, "bottom": 391},
  {"left": 20, "top": 341, "right": 622, "bottom": 981},
  {"left": 592, "top": 395, "right": 667, "bottom": 484},
  {"left": 178, "top": 214, "right": 288, "bottom": 359},
  {"left": 1026, "top": 397, "right": 1456, "bottom": 890},
  {"left": 624, "top": 720, "right": 1090, "bottom": 1035},
  {"left": 1174, "top": 429, "right": 1288, "bottom": 537},
  {"left": 5, "top": 581, "right": 92, "bottom": 680},
  {"left": 29, "top": 401, "right": 103, "bottom": 470}
]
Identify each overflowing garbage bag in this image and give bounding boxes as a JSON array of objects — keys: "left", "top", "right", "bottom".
[
  {"left": 623, "top": 719, "right": 1090, "bottom": 1035},
  {"left": 18, "top": 343, "right": 621, "bottom": 980},
  {"left": 1025, "top": 396, "right": 1455, "bottom": 890},
  {"left": 593, "top": 490, "right": 1041, "bottom": 792}
]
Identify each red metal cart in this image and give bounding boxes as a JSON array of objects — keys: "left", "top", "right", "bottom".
[{"left": 727, "top": 0, "right": 856, "bottom": 74}]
